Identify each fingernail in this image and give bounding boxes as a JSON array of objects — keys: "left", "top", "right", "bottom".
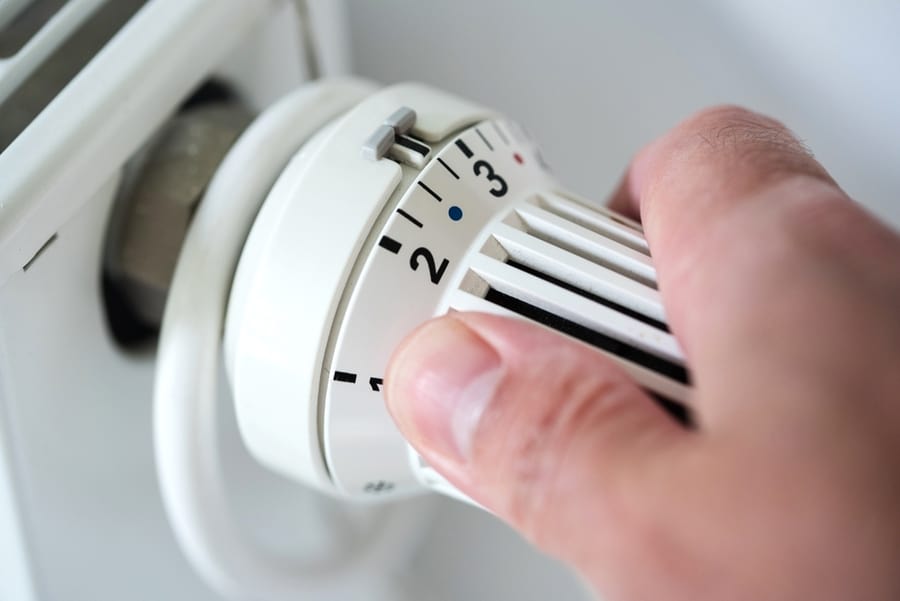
[{"left": 386, "top": 317, "right": 503, "bottom": 463}]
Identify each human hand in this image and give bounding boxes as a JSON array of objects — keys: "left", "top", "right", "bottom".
[{"left": 385, "top": 107, "right": 900, "bottom": 600}]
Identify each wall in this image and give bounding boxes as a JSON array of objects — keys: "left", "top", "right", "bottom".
[{"left": 346, "top": 0, "right": 900, "bottom": 228}]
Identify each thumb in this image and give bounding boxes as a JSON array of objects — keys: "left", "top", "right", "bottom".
[{"left": 385, "top": 313, "right": 691, "bottom": 577}]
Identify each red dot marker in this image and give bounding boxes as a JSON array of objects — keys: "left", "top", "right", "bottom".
[{"left": 513, "top": 152, "right": 524, "bottom": 165}]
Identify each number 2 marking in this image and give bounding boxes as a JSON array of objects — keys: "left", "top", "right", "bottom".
[
  {"left": 409, "top": 247, "right": 449, "bottom": 285},
  {"left": 473, "top": 159, "right": 508, "bottom": 197}
]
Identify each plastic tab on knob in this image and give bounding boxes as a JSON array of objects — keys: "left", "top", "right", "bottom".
[
  {"left": 362, "top": 124, "right": 395, "bottom": 161},
  {"left": 384, "top": 106, "right": 416, "bottom": 135}
]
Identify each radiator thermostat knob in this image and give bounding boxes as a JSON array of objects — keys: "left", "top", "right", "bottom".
[{"left": 224, "top": 83, "right": 690, "bottom": 505}]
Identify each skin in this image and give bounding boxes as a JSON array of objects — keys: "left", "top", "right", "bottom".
[{"left": 385, "top": 106, "right": 900, "bottom": 600}]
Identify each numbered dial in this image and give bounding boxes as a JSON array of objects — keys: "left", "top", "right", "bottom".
[
  {"left": 324, "top": 119, "right": 689, "bottom": 501},
  {"left": 227, "top": 83, "right": 690, "bottom": 505},
  {"left": 324, "top": 119, "right": 551, "bottom": 498}
]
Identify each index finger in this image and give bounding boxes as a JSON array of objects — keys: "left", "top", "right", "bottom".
[{"left": 607, "top": 107, "right": 855, "bottom": 411}]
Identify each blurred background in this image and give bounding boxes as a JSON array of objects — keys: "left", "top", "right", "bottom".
[
  {"left": 1, "top": 2, "right": 898, "bottom": 600},
  {"left": 346, "top": 0, "right": 900, "bottom": 229}
]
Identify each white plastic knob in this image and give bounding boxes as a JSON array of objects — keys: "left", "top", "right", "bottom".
[
  {"left": 224, "top": 83, "right": 690, "bottom": 504},
  {"left": 155, "top": 80, "right": 692, "bottom": 600}
]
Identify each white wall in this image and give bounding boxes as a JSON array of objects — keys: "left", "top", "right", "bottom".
[{"left": 346, "top": 0, "right": 900, "bottom": 228}]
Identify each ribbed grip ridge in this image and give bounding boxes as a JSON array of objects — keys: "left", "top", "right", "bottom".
[{"left": 411, "top": 192, "right": 692, "bottom": 503}]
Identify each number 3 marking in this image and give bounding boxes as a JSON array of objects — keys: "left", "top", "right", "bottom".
[{"left": 473, "top": 159, "right": 508, "bottom": 197}]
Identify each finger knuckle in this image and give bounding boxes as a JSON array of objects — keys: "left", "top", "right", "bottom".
[
  {"left": 695, "top": 105, "right": 800, "bottom": 153},
  {"left": 692, "top": 104, "right": 788, "bottom": 137},
  {"left": 687, "top": 105, "right": 829, "bottom": 185}
]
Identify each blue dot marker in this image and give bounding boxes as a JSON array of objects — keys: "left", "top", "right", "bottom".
[{"left": 448, "top": 206, "right": 463, "bottom": 221}]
